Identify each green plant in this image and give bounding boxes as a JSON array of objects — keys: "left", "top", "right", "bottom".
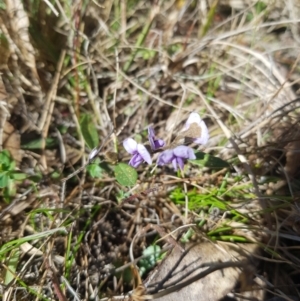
[
  {"left": 0, "top": 150, "right": 26, "bottom": 200},
  {"left": 86, "top": 158, "right": 103, "bottom": 178},
  {"left": 139, "top": 245, "right": 163, "bottom": 276}
]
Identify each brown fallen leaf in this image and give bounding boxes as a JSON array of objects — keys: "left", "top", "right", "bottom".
[{"left": 145, "top": 241, "right": 260, "bottom": 301}]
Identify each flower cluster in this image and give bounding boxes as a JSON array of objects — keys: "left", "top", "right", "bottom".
[{"left": 123, "top": 112, "right": 209, "bottom": 171}]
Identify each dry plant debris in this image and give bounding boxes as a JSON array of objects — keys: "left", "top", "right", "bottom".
[{"left": 0, "top": 0, "right": 300, "bottom": 300}]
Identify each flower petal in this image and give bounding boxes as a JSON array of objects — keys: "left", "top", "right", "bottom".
[
  {"left": 137, "top": 144, "right": 152, "bottom": 165},
  {"left": 123, "top": 138, "right": 138, "bottom": 154},
  {"left": 185, "top": 112, "right": 201, "bottom": 128},
  {"left": 154, "top": 138, "right": 165, "bottom": 149},
  {"left": 194, "top": 119, "right": 209, "bottom": 145},
  {"left": 174, "top": 146, "right": 195, "bottom": 159},
  {"left": 182, "top": 112, "right": 209, "bottom": 145},
  {"left": 148, "top": 126, "right": 165, "bottom": 150},
  {"left": 172, "top": 158, "right": 178, "bottom": 171},
  {"left": 148, "top": 126, "right": 155, "bottom": 150},
  {"left": 176, "top": 157, "right": 184, "bottom": 170},
  {"left": 157, "top": 149, "right": 174, "bottom": 166},
  {"left": 129, "top": 153, "right": 143, "bottom": 168}
]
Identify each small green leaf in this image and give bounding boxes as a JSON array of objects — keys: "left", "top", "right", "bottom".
[
  {"left": 5, "top": 178, "right": 16, "bottom": 197},
  {"left": 0, "top": 150, "right": 11, "bottom": 170},
  {"left": 0, "top": 172, "right": 9, "bottom": 188},
  {"left": 8, "top": 159, "right": 15, "bottom": 171},
  {"left": 116, "top": 190, "right": 130, "bottom": 203},
  {"left": 28, "top": 173, "right": 43, "bottom": 182},
  {"left": 139, "top": 245, "right": 162, "bottom": 276},
  {"left": 87, "top": 163, "right": 103, "bottom": 178},
  {"left": 80, "top": 114, "right": 99, "bottom": 149},
  {"left": 9, "top": 171, "right": 27, "bottom": 181},
  {"left": 114, "top": 163, "right": 137, "bottom": 187},
  {"left": 51, "top": 171, "right": 61, "bottom": 179},
  {"left": 189, "top": 151, "right": 230, "bottom": 169}
]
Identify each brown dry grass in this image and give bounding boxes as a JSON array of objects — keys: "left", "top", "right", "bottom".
[{"left": 1, "top": 0, "right": 300, "bottom": 300}]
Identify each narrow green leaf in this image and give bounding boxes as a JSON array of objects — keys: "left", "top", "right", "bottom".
[
  {"left": 22, "top": 137, "right": 56, "bottom": 149},
  {"left": 0, "top": 227, "right": 67, "bottom": 257},
  {"left": 189, "top": 151, "right": 230, "bottom": 169},
  {"left": 4, "top": 249, "right": 20, "bottom": 285},
  {"left": 114, "top": 163, "right": 137, "bottom": 187},
  {"left": 80, "top": 114, "right": 99, "bottom": 149},
  {"left": 6, "top": 178, "right": 16, "bottom": 197},
  {"left": 0, "top": 150, "right": 11, "bottom": 169},
  {"left": 9, "top": 171, "right": 27, "bottom": 181}
]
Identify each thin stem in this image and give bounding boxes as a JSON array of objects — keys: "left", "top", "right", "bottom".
[{"left": 180, "top": 169, "right": 189, "bottom": 223}]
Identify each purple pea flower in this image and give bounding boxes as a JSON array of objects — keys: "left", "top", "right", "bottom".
[
  {"left": 148, "top": 126, "right": 165, "bottom": 150},
  {"left": 157, "top": 145, "right": 196, "bottom": 171},
  {"left": 181, "top": 112, "right": 209, "bottom": 145},
  {"left": 123, "top": 138, "right": 152, "bottom": 168}
]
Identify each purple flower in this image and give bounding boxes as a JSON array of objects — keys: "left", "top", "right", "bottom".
[
  {"left": 123, "top": 138, "right": 152, "bottom": 168},
  {"left": 157, "top": 145, "right": 196, "bottom": 171},
  {"left": 148, "top": 126, "right": 165, "bottom": 150},
  {"left": 181, "top": 112, "right": 209, "bottom": 145}
]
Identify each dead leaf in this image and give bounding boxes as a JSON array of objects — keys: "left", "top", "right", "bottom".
[{"left": 145, "top": 241, "right": 260, "bottom": 301}]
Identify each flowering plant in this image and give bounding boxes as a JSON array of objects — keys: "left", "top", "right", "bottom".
[
  {"left": 123, "top": 112, "right": 209, "bottom": 171},
  {"left": 123, "top": 137, "right": 152, "bottom": 168}
]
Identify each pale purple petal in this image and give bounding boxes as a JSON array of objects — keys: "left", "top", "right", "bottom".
[
  {"left": 182, "top": 112, "right": 209, "bottom": 145},
  {"left": 188, "top": 148, "right": 196, "bottom": 160},
  {"left": 176, "top": 157, "right": 184, "bottom": 170},
  {"left": 148, "top": 126, "right": 165, "bottom": 150},
  {"left": 148, "top": 127, "right": 156, "bottom": 150},
  {"left": 157, "top": 149, "right": 174, "bottom": 166},
  {"left": 129, "top": 153, "right": 143, "bottom": 168},
  {"left": 185, "top": 112, "right": 201, "bottom": 128},
  {"left": 123, "top": 138, "right": 138, "bottom": 154},
  {"left": 172, "top": 158, "right": 178, "bottom": 171},
  {"left": 174, "top": 146, "right": 195, "bottom": 159},
  {"left": 158, "top": 146, "right": 196, "bottom": 170},
  {"left": 194, "top": 119, "right": 209, "bottom": 145},
  {"left": 154, "top": 138, "right": 165, "bottom": 149},
  {"left": 137, "top": 144, "right": 152, "bottom": 165}
]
